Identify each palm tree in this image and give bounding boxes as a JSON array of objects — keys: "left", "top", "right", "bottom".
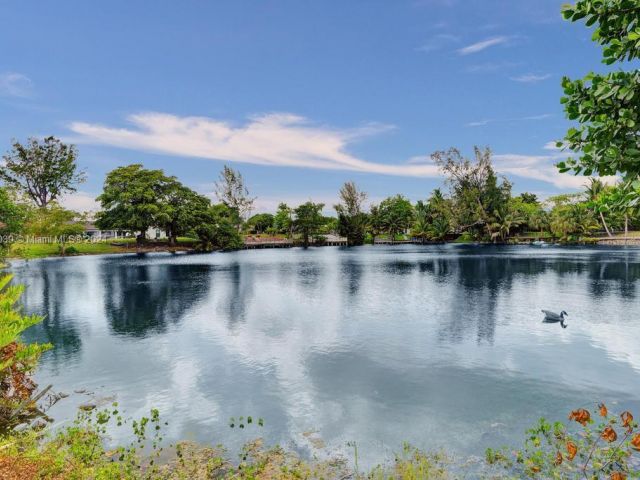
[
  {"left": 429, "top": 216, "right": 450, "bottom": 241},
  {"left": 489, "top": 210, "right": 522, "bottom": 243},
  {"left": 585, "top": 178, "right": 613, "bottom": 237}
]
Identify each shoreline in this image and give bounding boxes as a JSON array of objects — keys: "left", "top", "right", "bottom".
[{"left": 3, "top": 238, "right": 640, "bottom": 263}]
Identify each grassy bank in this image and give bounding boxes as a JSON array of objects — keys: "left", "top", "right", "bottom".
[
  {"left": 7, "top": 238, "right": 199, "bottom": 259},
  {"left": 3, "top": 401, "right": 640, "bottom": 479}
]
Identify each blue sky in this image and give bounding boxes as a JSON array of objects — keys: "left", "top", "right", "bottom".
[{"left": 0, "top": 0, "right": 610, "bottom": 213}]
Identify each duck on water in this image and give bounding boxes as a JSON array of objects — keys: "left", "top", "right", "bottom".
[{"left": 542, "top": 310, "right": 568, "bottom": 328}]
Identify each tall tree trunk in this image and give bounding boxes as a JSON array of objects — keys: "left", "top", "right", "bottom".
[{"left": 599, "top": 211, "right": 613, "bottom": 237}]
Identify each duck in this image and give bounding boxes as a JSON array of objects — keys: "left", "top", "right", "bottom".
[{"left": 541, "top": 310, "right": 568, "bottom": 328}]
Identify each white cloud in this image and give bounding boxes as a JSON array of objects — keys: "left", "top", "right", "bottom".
[
  {"left": 60, "top": 191, "right": 100, "bottom": 212},
  {"left": 466, "top": 113, "right": 553, "bottom": 127},
  {"left": 493, "top": 153, "right": 617, "bottom": 189},
  {"left": 466, "top": 120, "right": 490, "bottom": 127},
  {"left": 457, "top": 36, "right": 508, "bottom": 55},
  {"left": 406, "top": 155, "right": 433, "bottom": 164},
  {"left": 465, "top": 61, "right": 522, "bottom": 73},
  {"left": 510, "top": 73, "right": 552, "bottom": 83},
  {"left": 0, "top": 72, "right": 33, "bottom": 97},
  {"left": 522, "top": 113, "right": 553, "bottom": 121},
  {"left": 68, "top": 112, "right": 443, "bottom": 178}
]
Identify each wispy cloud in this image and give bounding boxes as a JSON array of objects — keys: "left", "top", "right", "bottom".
[
  {"left": 465, "top": 113, "right": 553, "bottom": 127},
  {"left": 0, "top": 72, "right": 33, "bottom": 98},
  {"left": 510, "top": 73, "right": 552, "bottom": 83},
  {"left": 416, "top": 33, "right": 459, "bottom": 53},
  {"left": 68, "top": 112, "right": 443, "bottom": 178},
  {"left": 457, "top": 36, "right": 508, "bottom": 55},
  {"left": 465, "top": 61, "right": 522, "bottom": 73},
  {"left": 466, "top": 120, "right": 490, "bottom": 127}
]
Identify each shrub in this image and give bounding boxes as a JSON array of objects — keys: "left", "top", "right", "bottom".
[
  {"left": 487, "top": 403, "right": 640, "bottom": 479},
  {"left": 0, "top": 274, "right": 51, "bottom": 432}
]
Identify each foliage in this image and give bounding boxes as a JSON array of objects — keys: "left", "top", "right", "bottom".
[
  {"left": 558, "top": 1, "right": 640, "bottom": 179},
  {"left": 245, "top": 213, "right": 274, "bottom": 234},
  {"left": 159, "top": 182, "right": 212, "bottom": 245},
  {"left": 335, "top": 181, "right": 368, "bottom": 246},
  {"left": 379, "top": 195, "right": 414, "bottom": 242},
  {"left": 488, "top": 403, "right": 640, "bottom": 479},
  {"left": 193, "top": 204, "right": 243, "bottom": 251},
  {"left": 550, "top": 200, "right": 600, "bottom": 241},
  {"left": 411, "top": 189, "right": 452, "bottom": 242},
  {"left": 273, "top": 203, "right": 293, "bottom": 237},
  {"left": 293, "top": 201, "right": 325, "bottom": 247},
  {"left": 0, "top": 188, "right": 27, "bottom": 238},
  {"left": 0, "top": 188, "right": 28, "bottom": 258},
  {"left": 511, "top": 196, "right": 548, "bottom": 234},
  {"left": 0, "top": 136, "right": 85, "bottom": 208},
  {"left": 96, "top": 164, "right": 172, "bottom": 243},
  {"left": 214, "top": 165, "right": 256, "bottom": 228},
  {"left": 433, "top": 147, "right": 511, "bottom": 241},
  {"left": 23, "top": 205, "right": 85, "bottom": 255},
  {"left": 367, "top": 203, "right": 386, "bottom": 244},
  {"left": 0, "top": 274, "right": 51, "bottom": 432},
  {"left": 0, "top": 404, "right": 166, "bottom": 479}
]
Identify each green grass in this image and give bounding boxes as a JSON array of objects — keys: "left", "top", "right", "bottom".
[{"left": 9, "top": 242, "right": 126, "bottom": 259}]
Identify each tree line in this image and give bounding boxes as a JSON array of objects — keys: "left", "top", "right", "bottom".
[{"left": 2, "top": 137, "right": 640, "bottom": 256}]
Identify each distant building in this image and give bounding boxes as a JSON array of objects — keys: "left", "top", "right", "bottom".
[
  {"left": 145, "top": 227, "right": 167, "bottom": 240},
  {"left": 83, "top": 222, "right": 122, "bottom": 240},
  {"left": 83, "top": 223, "right": 166, "bottom": 241}
]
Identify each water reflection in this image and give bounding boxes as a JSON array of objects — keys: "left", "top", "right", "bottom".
[
  {"left": 7, "top": 246, "right": 640, "bottom": 464},
  {"left": 220, "top": 261, "right": 254, "bottom": 329},
  {"left": 20, "top": 263, "right": 83, "bottom": 370},
  {"left": 102, "top": 261, "right": 212, "bottom": 337}
]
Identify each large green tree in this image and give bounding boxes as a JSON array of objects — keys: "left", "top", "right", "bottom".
[
  {"left": 378, "top": 195, "right": 414, "bottom": 242},
  {"left": 411, "top": 189, "right": 451, "bottom": 242},
  {"left": 96, "top": 164, "right": 172, "bottom": 243},
  {"left": 433, "top": 147, "right": 511, "bottom": 240},
  {"left": 334, "top": 181, "right": 368, "bottom": 246},
  {"left": 159, "top": 182, "right": 212, "bottom": 245},
  {"left": 214, "top": 165, "right": 255, "bottom": 230},
  {"left": 1, "top": 137, "right": 85, "bottom": 208},
  {"left": 23, "top": 204, "right": 84, "bottom": 255},
  {"left": 273, "top": 203, "right": 293, "bottom": 237},
  {"left": 367, "top": 204, "right": 385, "bottom": 244},
  {"left": 245, "top": 213, "right": 274, "bottom": 234},
  {"left": 192, "top": 203, "right": 243, "bottom": 251},
  {"left": 293, "top": 201, "right": 325, "bottom": 247},
  {"left": 558, "top": 1, "right": 640, "bottom": 182}
]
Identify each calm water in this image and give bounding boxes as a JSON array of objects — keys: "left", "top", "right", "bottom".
[{"left": 8, "top": 245, "right": 640, "bottom": 464}]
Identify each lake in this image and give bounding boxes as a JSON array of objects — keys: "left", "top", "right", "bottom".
[{"left": 9, "top": 245, "right": 640, "bottom": 465}]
